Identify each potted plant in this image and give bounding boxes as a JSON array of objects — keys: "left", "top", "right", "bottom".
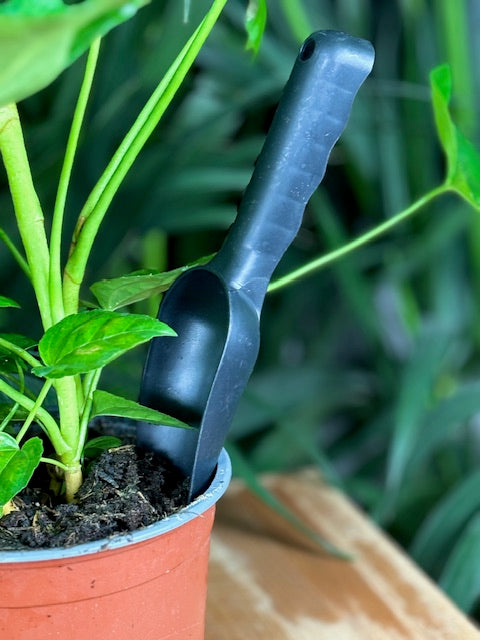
[
  {"left": 0, "top": 1, "right": 234, "bottom": 638},
  {"left": 0, "top": 0, "right": 380, "bottom": 639}
]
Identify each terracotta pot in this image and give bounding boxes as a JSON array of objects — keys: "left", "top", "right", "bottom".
[{"left": 0, "top": 449, "right": 231, "bottom": 640}]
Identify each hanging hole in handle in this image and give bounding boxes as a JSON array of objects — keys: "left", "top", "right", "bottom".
[{"left": 299, "top": 38, "right": 316, "bottom": 61}]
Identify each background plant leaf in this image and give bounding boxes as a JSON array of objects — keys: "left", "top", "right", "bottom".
[
  {"left": 0, "top": 0, "right": 150, "bottom": 106},
  {"left": 0, "top": 437, "right": 43, "bottom": 511},
  {"left": 227, "top": 442, "right": 352, "bottom": 560},
  {"left": 381, "top": 330, "right": 447, "bottom": 506},
  {"left": 430, "top": 64, "right": 480, "bottom": 210},
  {"left": 90, "top": 254, "right": 213, "bottom": 310},
  {"left": 91, "top": 389, "right": 192, "bottom": 428},
  {"left": 34, "top": 310, "right": 176, "bottom": 378},
  {"left": 410, "top": 470, "right": 480, "bottom": 575},
  {"left": 439, "top": 513, "right": 480, "bottom": 611}
]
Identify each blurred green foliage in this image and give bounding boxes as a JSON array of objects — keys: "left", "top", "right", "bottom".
[{"left": 1, "top": 0, "right": 480, "bottom": 616}]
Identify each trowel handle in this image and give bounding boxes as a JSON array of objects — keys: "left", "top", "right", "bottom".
[{"left": 210, "top": 30, "right": 374, "bottom": 310}]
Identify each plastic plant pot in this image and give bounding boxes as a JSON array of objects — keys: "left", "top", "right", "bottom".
[{"left": 0, "top": 448, "right": 231, "bottom": 640}]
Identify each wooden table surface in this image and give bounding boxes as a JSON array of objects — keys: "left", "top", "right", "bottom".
[{"left": 206, "top": 470, "right": 479, "bottom": 639}]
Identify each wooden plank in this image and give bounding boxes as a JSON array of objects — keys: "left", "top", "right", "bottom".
[{"left": 206, "top": 469, "right": 479, "bottom": 639}]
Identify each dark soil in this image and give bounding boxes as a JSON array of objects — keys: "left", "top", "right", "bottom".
[{"left": 0, "top": 445, "right": 189, "bottom": 550}]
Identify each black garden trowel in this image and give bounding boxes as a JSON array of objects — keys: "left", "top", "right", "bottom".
[{"left": 138, "top": 31, "right": 375, "bottom": 500}]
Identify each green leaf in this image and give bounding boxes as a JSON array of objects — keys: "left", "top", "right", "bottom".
[
  {"left": 385, "top": 331, "right": 447, "bottom": 494},
  {"left": 407, "top": 380, "right": 480, "bottom": 473},
  {"left": 0, "top": 0, "right": 150, "bottom": 106},
  {"left": 33, "top": 310, "right": 176, "bottom": 378},
  {"left": 430, "top": 64, "right": 480, "bottom": 210},
  {"left": 83, "top": 435, "right": 122, "bottom": 459},
  {"left": 439, "top": 513, "right": 480, "bottom": 612},
  {"left": 410, "top": 469, "right": 480, "bottom": 574},
  {"left": 90, "top": 254, "right": 213, "bottom": 311},
  {"left": 0, "top": 296, "right": 20, "bottom": 309},
  {"left": 245, "top": 0, "right": 267, "bottom": 55},
  {"left": 430, "top": 65, "right": 456, "bottom": 164},
  {"left": 0, "top": 432, "right": 19, "bottom": 474},
  {"left": 91, "top": 390, "right": 192, "bottom": 429},
  {"left": 0, "top": 436, "right": 43, "bottom": 510}
]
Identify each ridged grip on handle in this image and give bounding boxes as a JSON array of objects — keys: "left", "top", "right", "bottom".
[{"left": 210, "top": 30, "right": 374, "bottom": 310}]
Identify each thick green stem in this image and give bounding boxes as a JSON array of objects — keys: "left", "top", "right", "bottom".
[
  {"left": 55, "top": 377, "right": 81, "bottom": 460},
  {"left": 49, "top": 39, "right": 100, "bottom": 325},
  {"left": 268, "top": 184, "right": 448, "bottom": 293},
  {"left": 55, "top": 375, "right": 83, "bottom": 502},
  {"left": 0, "top": 104, "right": 52, "bottom": 329},
  {"left": 64, "top": 467, "right": 83, "bottom": 502}
]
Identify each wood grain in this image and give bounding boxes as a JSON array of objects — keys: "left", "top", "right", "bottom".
[{"left": 206, "top": 470, "right": 479, "bottom": 639}]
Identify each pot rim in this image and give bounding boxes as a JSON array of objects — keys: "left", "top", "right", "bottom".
[{"left": 0, "top": 448, "right": 231, "bottom": 564}]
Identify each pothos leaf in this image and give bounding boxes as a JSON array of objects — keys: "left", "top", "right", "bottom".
[
  {"left": 245, "top": 0, "right": 267, "bottom": 55},
  {"left": 0, "top": 296, "right": 20, "bottom": 309},
  {"left": 33, "top": 310, "right": 176, "bottom": 378},
  {"left": 430, "top": 65, "right": 480, "bottom": 210},
  {"left": 91, "top": 390, "right": 192, "bottom": 429},
  {"left": 0, "top": 432, "right": 19, "bottom": 474},
  {"left": 0, "top": 0, "right": 150, "bottom": 106},
  {"left": 83, "top": 435, "right": 123, "bottom": 460},
  {"left": 0, "top": 436, "right": 43, "bottom": 512},
  {"left": 90, "top": 254, "right": 213, "bottom": 311}
]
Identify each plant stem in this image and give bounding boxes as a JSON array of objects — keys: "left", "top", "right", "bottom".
[
  {"left": 55, "top": 377, "right": 81, "bottom": 459},
  {"left": 0, "top": 377, "right": 68, "bottom": 454},
  {"left": 49, "top": 39, "right": 101, "bottom": 325},
  {"left": 55, "top": 377, "right": 83, "bottom": 501},
  {"left": 268, "top": 184, "right": 448, "bottom": 293},
  {"left": 76, "top": 368, "right": 102, "bottom": 460},
  {"left": 64, "top": 467, "right": 83, "bottom": 503},
  {"left": 63, "top": 0, "right": 228, "bottom": 315},
  {"left": 40, "top": 457, "right": 69, "bottom": 471},
  {"left": 16, "top": 379, "right": 53, "bottom": 443},
  {"left": 0, "top": 104, "right": 52, "bottom": 329},
  {"left": 0, "top": 227, "right": 30, "bottom": 279},
  {"left": 0, "top": 336, "right": 41, "bottom": 369},
  {"left": 0, "top": 402, "right": 19, "bottom": 432}
]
